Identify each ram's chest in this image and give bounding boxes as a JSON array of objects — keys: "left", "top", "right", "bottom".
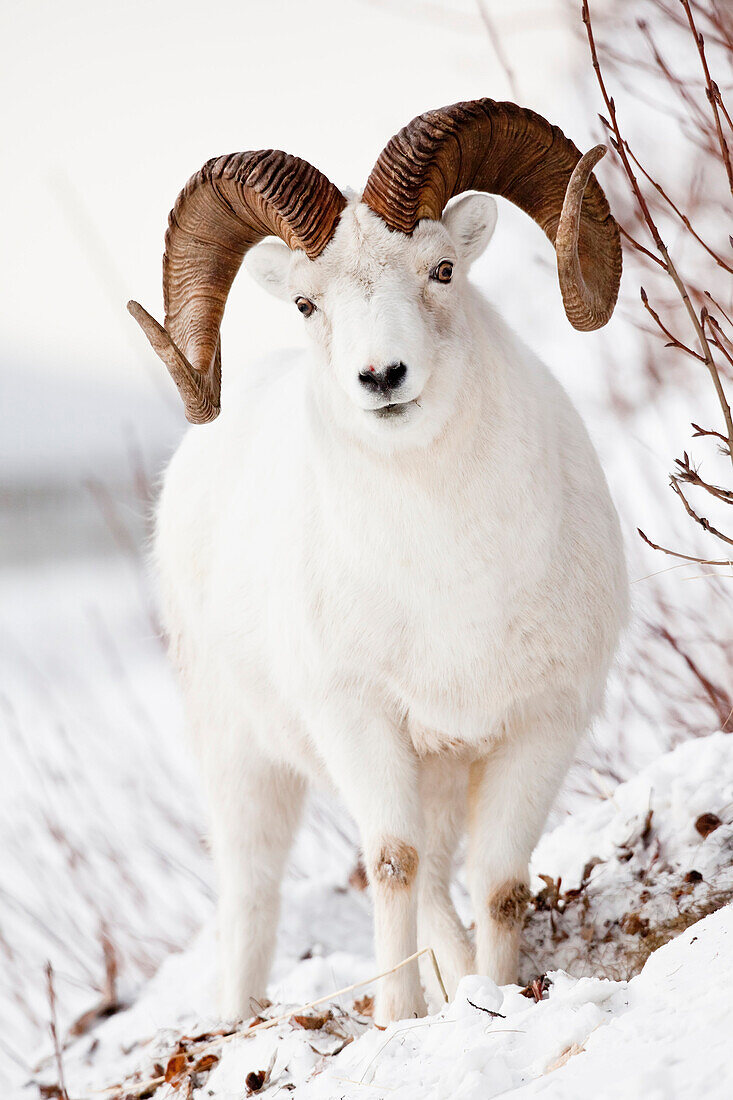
[
  {"left": 214, "top": 421, "right": 566, "bottom": 750},
  {"left": 301, "top": 494, "right": 550, "bottom": 747}
]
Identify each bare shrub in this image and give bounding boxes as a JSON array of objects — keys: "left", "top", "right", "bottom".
[{"left": 573, "top": 0, "right": 733, "bottom": 756}]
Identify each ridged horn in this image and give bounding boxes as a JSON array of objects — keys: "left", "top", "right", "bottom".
[
  {"left": 129, "top": 151, "right": 346, "bottom": 423},
  {"left": 362, "top": 99, "right": 621, "bottom": 331}
]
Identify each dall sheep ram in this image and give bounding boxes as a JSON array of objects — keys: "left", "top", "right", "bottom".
[{"left": 130, "top": 99, "right": 628, "bottom": 1026}]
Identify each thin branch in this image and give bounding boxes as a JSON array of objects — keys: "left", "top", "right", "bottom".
[
  {"left": 704, "top": 310, "right": 733, "bottom": 371},
  {"left": 692, "top": 421, "right": 731, "bottom": 446},
  {"left": 637, "top": 527, "right": 732, "bottom": 566},
  {"left": 621, "top": 137, "right": 733, "bottom": 272},
  {"left": 681, "top": 0, "right": 733, "bottom": 194},
  {"left": 674, "top": 454, "right": 733, "bottom": 503},
  {"left": 670, "top": 476, "right": 733, "bottom": 545},
  {"left": 715, "top": 85, "right": 733, "bottom": 136},
  {"left": 649, "top": 0, "right": 733, "bottom": 52},
  {"left": 619, "top": 224, "right": 667, "bottom": 268},
  {"left": 655, "top": 625, "right": 733, "bottom": 730},
  {"left": 583, "top": 0, "right": 733, "bottom": 462},
  {"left": 704, "top": 291, "right": 733, "bottom": 331},
  {"left": 640, "top": 287, "right": 704, "bottom": 360},
  {"left": 45, "top": 962, "right": 70, "bottom": 1100}
]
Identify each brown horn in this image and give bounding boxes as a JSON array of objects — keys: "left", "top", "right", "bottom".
[
  {"left": 129, "top": 151, "right": 346, "bottom": 423},
  {"left": 362, "top": 99, "right": 621, "bottom": 332}
]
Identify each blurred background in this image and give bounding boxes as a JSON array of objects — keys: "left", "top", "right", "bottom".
[{"left": 2, "top": 0, "right": 731, "bottom": 1086}]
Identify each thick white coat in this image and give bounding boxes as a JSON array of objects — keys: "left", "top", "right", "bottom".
[{"left": 155, "top": 196, "right": 628, "bottom": 1024}]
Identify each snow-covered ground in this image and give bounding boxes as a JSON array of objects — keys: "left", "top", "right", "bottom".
[{"left": 26, "top": 731, "right": 733, "bottom": 1099}]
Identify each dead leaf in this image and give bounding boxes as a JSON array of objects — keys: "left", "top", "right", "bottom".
[
  {"left": 308, "top": 1035, "right": 354, "bottom": 1057},
  {"left": 164, "top": 1052, "right": 189, "bottom": 1085},
  {"left": 246, "top": 1049, "right": 277, "bottom": 1094},
  {"left": 68, "top": 998, "right": 125, "bottom": 1038},
  {"left": 519, "top": 974, "right": 551, "bottom": 1002},
  {"left": 246, "top": 1070, "right": 266, "bottom": 1093},
  {"left": 581, "top": 857, "right": 602, "bottom": 884},
  {"left": 193, "top": 1053, "right": 220, "bottom": 1073},
  {"left": 534, "top": 875, "right": 562, "bottom": 911},
  {"left": 695, "top": 812, "right": 721, "bottom": 838},
  {"left": 353, "top": 994, "right": 374, "bottom": 1017},
  {"left": 291, "top": 1011, "right": 332, "bottom": 1030}
]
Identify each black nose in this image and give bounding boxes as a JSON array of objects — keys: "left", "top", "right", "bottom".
[{"left": 358, "top": 362, "right": 408, "bottom": 395}]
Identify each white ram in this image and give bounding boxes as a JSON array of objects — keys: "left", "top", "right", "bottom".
[{"left": 130, "top": 99, "right": 628, "bottom": 1026}]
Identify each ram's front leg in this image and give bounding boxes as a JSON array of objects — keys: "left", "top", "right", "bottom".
[
  {"left": 367, "top": 831, "right": 425, "bottom": 1024},
  {"left": 310, "top": 698, "right": 426, "bottom": 1025},
  {"left": 467, "top": 709, "right": 578, "bottom": 985}
]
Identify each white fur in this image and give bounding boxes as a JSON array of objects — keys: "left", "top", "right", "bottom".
[{"left": 155, "top": 196, "right": 628, "bottom": 1025}]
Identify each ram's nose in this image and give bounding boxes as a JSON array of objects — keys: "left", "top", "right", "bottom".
[{"left": 358, "top": 361, "right": 408, "bottom": 395}]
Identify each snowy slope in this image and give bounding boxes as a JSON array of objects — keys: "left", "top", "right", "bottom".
[
  {"left": 26, "top": 731, "right": 733, "bottom": 1100},
  {"left": 297, "top": 906, "right": 733, "bottom": 1099}
]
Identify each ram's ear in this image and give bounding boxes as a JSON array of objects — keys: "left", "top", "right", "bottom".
[
  {"left": 243, "top": 238, "right": 293, "bottom": 301},
  {"left": 442, "top": 193, "right": 498, "bottom": 267}
]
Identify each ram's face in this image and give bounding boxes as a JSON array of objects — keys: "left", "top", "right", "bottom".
[{"left": 245, "top": 195, "right": 497, "bottom": 448}]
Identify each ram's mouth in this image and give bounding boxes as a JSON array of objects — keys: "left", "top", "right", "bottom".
[{"left": 372, "top": 399, "right": 418, "bottom": 419}]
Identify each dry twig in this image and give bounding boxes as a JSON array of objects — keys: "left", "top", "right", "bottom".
[
  {"left": 45, "top": 962, "right": 70, "bottom": 1100},
  {"left": 582, "top": 0, "right": 733, "bottom": 568}
]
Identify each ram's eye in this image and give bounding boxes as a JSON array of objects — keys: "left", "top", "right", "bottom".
[
  {"left": 430, "top": 259, "right": 454, "bottom": 284},
  {"left": 295, "top": 296, "right": 316, "bottom": 317}
]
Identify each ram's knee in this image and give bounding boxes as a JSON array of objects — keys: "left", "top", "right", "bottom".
[
  {"left": 372, "top": 837, "right": 419, "bottom": 888},
  {"left": 487, "top": 880, "right": 531, "bottom": 927}
]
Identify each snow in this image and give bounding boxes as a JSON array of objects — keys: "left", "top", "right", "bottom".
[
  {"left": 298, "top": 912, "right": 733, "bottom": 1098},
  {"left": 23, "top": 731, "right": 732, "bottom": 1099},
  {"left": 523, "top": 731, "right": 733, "bottom": 982}
]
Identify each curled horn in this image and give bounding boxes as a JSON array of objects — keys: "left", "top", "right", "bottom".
[
  {"left": 362, "top": 99, "right": 621, "bottom": 332},
  {"left": 129, "top": 151, "right": 346, "bottom": 423}
]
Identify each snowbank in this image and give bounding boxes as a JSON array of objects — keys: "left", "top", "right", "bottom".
[
  {"left": 258, "top": 906, "right": 733, "bottom": 1099},
  {"left": 27, "top": 731, "right": 733, "bottom": 1099},
  {"left": 522, "top": 730, "right": 733, "bottom": 983}
]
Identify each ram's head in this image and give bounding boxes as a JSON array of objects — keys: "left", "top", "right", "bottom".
[{"left": 129, "top": 99, "right": 621, "bottom": 432}]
